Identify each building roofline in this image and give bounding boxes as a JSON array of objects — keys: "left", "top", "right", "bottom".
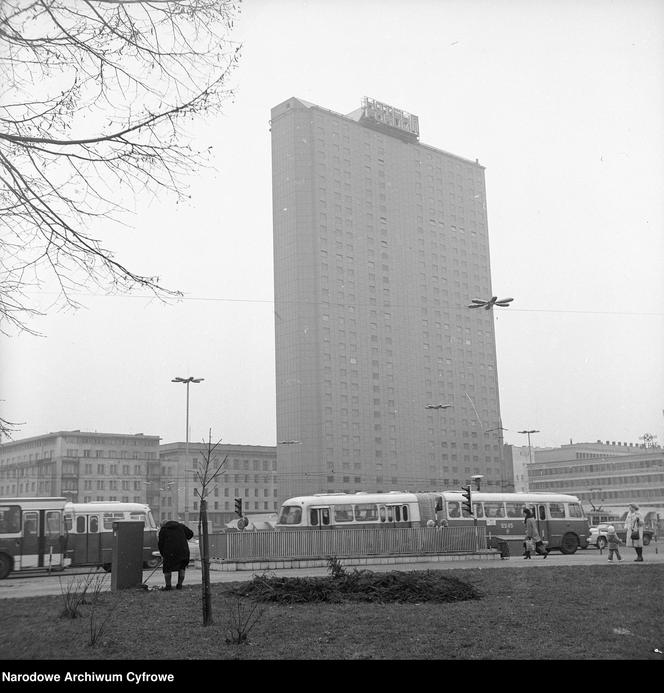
[
  {"left": 0, "top": 430, "right": 161, "bottom": 449},
  {"left": 272, "top": 96, "right": 485, "bottom": 168}
]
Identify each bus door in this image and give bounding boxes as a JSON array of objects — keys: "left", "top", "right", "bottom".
[
  {"left": 309, "top": 506, "right": 331, "bottom": 528},
  {"left": 43, "top": 509, "right": 64, "bottom": 569},
  {"left": 534, "top": 504, "right": 550, "bottom": 545},
  {"left": 73, "top": 513, "right": 102, "bottom": 565},
  {"left": 20, "top": 510, "right": 40, "bottom": 569}
]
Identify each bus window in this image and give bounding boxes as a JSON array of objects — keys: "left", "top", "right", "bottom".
[
  {"left": 89, "top": 516, "right": 99, "bottom": 533},
  {"left": 103, "top": 512, "right": 125, "bottom": 530},
  {"left": 567, "top": 503, "right": 584, "bottom": 518},
  {"left": 402, "top": 505, "right": 409, "bottom": 522},
  {"left": 538, "top": 506, "right": 546, "bottom": 521},
  {"left": 278, "top": 506, "right": 302, "bottom": 525},
  {"left": 333, "top": 505, "right": 353, "bottom": 523},
  {"left": 310, "top": 508, "right": 330, "bottom": 526},
  {"left": 45, "top": 511, "right": 60, "bottom": 537},
  {"left": 387, "top": 506, "right": 395, "bottom": 522},
  {"left": 484, "top": 502, "right": 505, "bottom": 518},
  {"left": 505, "top": 503, "right": 522, "bottom": 518},
  {"left": 76, "top": 516, "right": 86, "bottom": 533},
  {"left": 0, "top": 505, "right": 21, "bottom": 534},
  {"left": 129, "top": 512, "right": 147, "bottom": 526},
  {"left": 379, "top": 506, "right": 386, "bottom": 522},
  {"left": 24, "top": 513, "right": 38, "bottom": 536},
  {"left": 64, "top": 514, "right": 73, "bottom": 532},
  {"left": 448, "top": 502, "right": 461, "bottom": 518},
  {"left": 354, "top": 504, "right": 378, "bottom": 522},
  {"left": 473, "top": 503, "right": 484, "bottom": 518},
  {"left": 549, "top": 503, "right": 565, "bottom": 519}
]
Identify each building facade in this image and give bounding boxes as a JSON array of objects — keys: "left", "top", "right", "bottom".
[
  {"left": 526, "top": 440, "right": 664, "bottom": 519},
  {"left": 0, "top": 431, "right": 160, "bottom": 503},
  {"left": 158, "top": 442, "right": 277, "bottom": 528},
  {"left": 272, "top": 96, "right": 504, "bottom": 501}
]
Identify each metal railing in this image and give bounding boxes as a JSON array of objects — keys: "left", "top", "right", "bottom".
[{"left": 206, "top": 526, "right": 487, "bottom": 562}]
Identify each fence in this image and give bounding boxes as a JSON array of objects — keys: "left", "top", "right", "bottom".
[{"left": 205, "top": 526, "right": 487, "bottom": 563}]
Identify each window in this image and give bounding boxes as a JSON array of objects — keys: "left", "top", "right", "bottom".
[
  {"left": 103, "top": 512, "right": 125, "bottom": 530},
  {"left": 568, "top": 503, "right": 584, "bottom": 518},
  {"left": 353, "top": 504, "right": 378, "bottom": 522},
  {"left": 447, "top": 501, "right": 461, "bottom": 518},
  {"left": 549, "top": 503, "right": 565, "bottom": 519},
  {"left": 45, "top": 511, "right": 60, "bottom": 537},
  {"left": 89, "top": 516, "right": 99, "bottom": 533},
  {"left": 333, "top": 504, "right": 353, "bottom": 523},
  {"left": 278, "top": 506, "right": 302, "bottom": 525},
  {"left": 484, "top": 502, "right": 505, "bottom": 518},
  {"left": 505, "top": 503, "right": 523, "bottom": 518},
  {"left": 0, "top": 505, "right": 21, "bottom": 534},
  {"left": 310, "top": 508, "right": 330, "bottom": 526}
]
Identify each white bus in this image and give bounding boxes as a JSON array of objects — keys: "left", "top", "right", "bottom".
[
  {"left": 276, "top": 490, "right": 590, "bottom": 554},
  {"left": 0, "top": 497, "right": 68, "bottom": 579},
  {"left": 63, "top": 501, "right": 160, "bottom": 571}
]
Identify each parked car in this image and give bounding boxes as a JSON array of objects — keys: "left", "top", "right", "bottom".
[{"left": 586, "top": 523, "right": 653, "bottom": 549}]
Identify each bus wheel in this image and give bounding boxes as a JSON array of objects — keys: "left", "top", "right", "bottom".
[
  {"left": 144, "top": 558, "right": 160, "bottom": 569},
  {"left": 560, "top": 533, "right": 579, "bottom": 555},
  {"left": 0, "top": 554, "right": 12, "bottom": 580}
]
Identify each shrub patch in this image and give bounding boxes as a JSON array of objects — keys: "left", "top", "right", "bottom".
[{"left": 229, "top": 569, "right": 482, "bottom": 604}]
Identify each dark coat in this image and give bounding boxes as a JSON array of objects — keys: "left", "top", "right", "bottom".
[{"left": 158, "top": 521, "right": 194, "bottom": 572}]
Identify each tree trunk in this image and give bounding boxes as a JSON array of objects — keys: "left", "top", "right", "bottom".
[{"left": 200, "top": 500, "right": 212, "bottom": 625}]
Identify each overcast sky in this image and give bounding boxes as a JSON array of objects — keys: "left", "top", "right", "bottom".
[{"left": 1, "top": 0, "right": 663, "bottom": 451}]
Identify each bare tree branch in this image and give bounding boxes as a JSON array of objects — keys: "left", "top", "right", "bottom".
[
  {"left": 0, "top": 0, "right": 241, "bottom": 435},
  {"left": 1, "top": 0, "right": 242, "bottom": 335}
]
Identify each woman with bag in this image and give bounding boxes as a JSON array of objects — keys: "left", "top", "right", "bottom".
[
  {"left": 624, "top": 503, "right": 645, "bottom": 562},
  {"left": 522, "top": 508, "right": 549, "bottom": 559}
]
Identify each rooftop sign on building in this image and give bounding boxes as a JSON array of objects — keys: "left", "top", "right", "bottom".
[{"left": 359, "top": 97, "right": 419, "bottom": 141}]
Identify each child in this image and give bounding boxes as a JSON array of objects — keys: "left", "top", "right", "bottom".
[
  {"left": 523, "top": 537, "right": 534, "bottom": 559},
  {"left": 606, "top": 525, "right": 623, "bottom": 562}
]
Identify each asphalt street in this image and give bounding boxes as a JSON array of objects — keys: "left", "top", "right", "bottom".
[{"left": 1, "top": 543, "right": 660, "bottom": 599}]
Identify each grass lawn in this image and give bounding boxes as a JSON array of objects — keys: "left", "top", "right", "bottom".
[{"left": 1, "top": 564, "right": 662, "bottom": 661}]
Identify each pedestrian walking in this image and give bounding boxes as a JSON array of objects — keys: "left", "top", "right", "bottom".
[
  {"left": 158, "top": 520, "right": 194, "bottom": 590},
  {"left": 522, "top": 507, "right": 549, "bottom": 559},
  {"left": 605, "top": 525, "right": 623, "bottom": 562},
  {"left": 624, "top": 503, "right": 645, "bottom": 562}
]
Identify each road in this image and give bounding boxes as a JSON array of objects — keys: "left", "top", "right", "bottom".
[{"left": 1, "top": 543, "right": 661, "bottom": 599}]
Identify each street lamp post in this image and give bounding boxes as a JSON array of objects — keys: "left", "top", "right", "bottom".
[
  {"left": 172, "top": 376, "right": 204, "bottom": 520},
  {"left": 471, "top": 474, "right": 484, "bottom": 492},
  {"left": 518, "top": 429, "right": 540, "bottom": 466}
]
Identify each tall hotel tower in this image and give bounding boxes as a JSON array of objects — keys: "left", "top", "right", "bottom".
[{"left": 272, "top": 97, "right": 504, "bottom": 501}]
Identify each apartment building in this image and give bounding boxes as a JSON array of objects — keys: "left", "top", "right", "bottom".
[{"left": 0, "top": 430, "right": 159, "bottom": 503}]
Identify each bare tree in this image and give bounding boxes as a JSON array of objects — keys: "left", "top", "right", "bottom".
[
  {"left": 0, "top": 0, "right": 241, "bottom": 334},
  {"left": 194, "top": 429, "right": 227, "bottom": 625},
  {"left": 0, "top": 0, "right": 241, "bottom": 438}
]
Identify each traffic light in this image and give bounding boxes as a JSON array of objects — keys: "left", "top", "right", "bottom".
[
  {"left": 234, "top": 497, "right": 243, "bottom": 517},
  {"left": 461, "top": 485, "right": 473, "bottom": 516}
]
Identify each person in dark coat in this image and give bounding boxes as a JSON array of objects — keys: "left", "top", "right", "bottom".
[
  {"left": 522, "top": 507, "right": 549, "bottom": 559},
  {"left": 158, "top": 520, "right": 194, "bottom": 590}
]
